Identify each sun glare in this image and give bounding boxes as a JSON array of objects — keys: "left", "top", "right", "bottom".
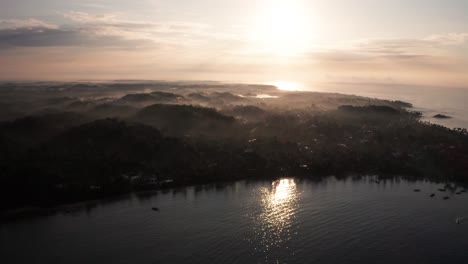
[
  {"left": 254, "top": 178, "right": 299, "bottom": 252},
  {"left": 269, "top": 81, "right": 301, "bottom": 91},
  {"left": 251, "top": 0, "right": 312, "bottom": 55},
  {"left": 270, "top": 179, "right": 297, "bottom": 203}
]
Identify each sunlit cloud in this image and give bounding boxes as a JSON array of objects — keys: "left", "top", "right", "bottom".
[
  {"left": 425, "top": 33, "right": 468, "bottom": 46},
  {"left": 0, "top": 18, "right": 59, "bottom": 30},
  {"left": 0, "top": 13, "right": 237, "bottom": 50},
  {"left": 61, "top": 11, "right": 233, "bottom": 48},
  {"left": 0, "top": 1, "right": 467, "bottom": 87}
]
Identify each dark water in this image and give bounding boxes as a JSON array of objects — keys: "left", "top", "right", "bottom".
[{"left": 1, "top": 177, "right": 468, "bottom": 264}]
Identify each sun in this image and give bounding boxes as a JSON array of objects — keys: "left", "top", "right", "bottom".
[{"left": 251, "top": 0, "right": 312, "bottom": 56}]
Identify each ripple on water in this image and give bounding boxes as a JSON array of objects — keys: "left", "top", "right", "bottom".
[
  {"left": 250, "top": 178, "right": 301, "bottom": 262},
  {"left": 2, "top": 177, "right": 468, "bottom": 264}
]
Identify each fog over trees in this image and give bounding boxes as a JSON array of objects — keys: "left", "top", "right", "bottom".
[{"left": 0, "top": 81, "right": 467, "bottom": 210}]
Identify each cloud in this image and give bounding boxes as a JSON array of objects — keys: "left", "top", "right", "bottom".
[
  {"left": 0, "top": 29, "right": 158, "bottom": 50},
  {"left": 62, "top": 11, "right": 214, "bottom": 43},
  {"left": 0, "top": 27, "right": 155, "bottom": 49},
  {"left": 311, "top": 33, "right": 468, "bottom": 64},
  {"left": 425, "top": 33, "right": 468, "bottom": 45},
  {"left": 355, "top": 33, "right": 468, "bottom": 55},
  {"left": 0, "top": 16, "right": 160, "bottom": 49},
  {"left": 0, "top": 14, "right": 466, "bottom": 87},
  {"left": 0, "top": 18, "right": 58, "bottom": 30},
  {"left": 64, "top": 11, "right": 118, "bottom": 23},
  {"left": 301, "top": 34, "right": 468, "bottom": 87},
  {"left": 0, "top": 13, "right": 230, "bottom": 50}
]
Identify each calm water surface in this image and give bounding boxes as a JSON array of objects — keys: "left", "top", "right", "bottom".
[
  {"left": 314, "top": 83, "right": 468, "bottom": 129},
  {"left": 1, "top": 177, "right": 468, "bottom": 264}
]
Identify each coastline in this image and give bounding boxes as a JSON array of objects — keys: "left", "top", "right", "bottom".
[
  {"left": 0, "top": 81, "right": 467, "bottom": 217},
  {"left": 2, "top": 173, "right": 467, "bottom": 223},
  {"left": 306, "top": 82, "right": 468, "bottom": 129}
]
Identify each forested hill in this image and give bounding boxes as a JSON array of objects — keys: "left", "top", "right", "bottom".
[{"left": 0, "top": 82, "right": 467, "bottom": 210}]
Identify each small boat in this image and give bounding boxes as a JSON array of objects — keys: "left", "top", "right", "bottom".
[
  {"left": 151, "top": 207, "right": 160, "bottom": 211},
  {"left": 438, "top": 189, "right": 446, "bottom": 192},
  {"left": 414, "top": 189, "right": 421, "bottom": 192},
  {"left": 443, "top": 196, "right": 450, "bottom": 200},
  {"left": 430, "top": 193, "right": 435, "bottom": 197}
]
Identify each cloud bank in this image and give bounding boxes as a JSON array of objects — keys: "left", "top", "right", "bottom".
[{"left": 0, "top": 13, "right": 467, "bottom": 87}]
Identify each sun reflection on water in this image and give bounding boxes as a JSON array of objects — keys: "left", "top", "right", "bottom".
[
  {"left": 253, "top": 178, "right": 299, "bottom": 258},
  {"left": 268, "top": 81, "right": 302, "bottom": 91}
]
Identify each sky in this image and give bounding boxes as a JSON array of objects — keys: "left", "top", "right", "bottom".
[{"left": 0, "top": 0, "right": 467, "bottom": 88}]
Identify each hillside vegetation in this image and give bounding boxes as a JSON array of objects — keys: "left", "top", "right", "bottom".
[{"left": 0, "top": 81, "right": 466, "bottom": 210}]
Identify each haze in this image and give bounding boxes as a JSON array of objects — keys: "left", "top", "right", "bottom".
[{"left": 0, "top": 0, "right": 467, "bottom": 88}]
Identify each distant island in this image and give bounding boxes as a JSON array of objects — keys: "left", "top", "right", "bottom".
[
  {"left": 433, "top": 114, "right": 452, "bottom": 119},
  {"left": 0, "top": 81, "right": 467, "bottom": 211}
]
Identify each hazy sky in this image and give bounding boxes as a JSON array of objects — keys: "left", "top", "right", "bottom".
[{"left": 0, "top": 0, "right": 467, "bottom": 87}]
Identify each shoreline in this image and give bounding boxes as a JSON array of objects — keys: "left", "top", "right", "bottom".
[
  {"left": 2, "top": 174, "right": 467, "bottom": 222},
  {"left": 309, "top": 83, "right": 468, "bottom": 130},
  {"left": 0, "top": 81, "right": 467, "bottom": 220}
]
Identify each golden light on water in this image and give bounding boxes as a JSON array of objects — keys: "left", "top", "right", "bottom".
[
  {"left": 270, "top": 179, "right": 297, "bottom": 205},
  {"left": 254, "top": 178, "right": 299, "bottom": 254},
  {"left": 269, "top": 81, "right": 302, "bottom": 91}
]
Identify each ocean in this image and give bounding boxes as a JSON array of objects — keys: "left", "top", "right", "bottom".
[
  {"left": 308, "top": 83, "right": 468, "bottom": 129},
  {"left": 2, "top": 177, "right": 467, "bottom": 264}
]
